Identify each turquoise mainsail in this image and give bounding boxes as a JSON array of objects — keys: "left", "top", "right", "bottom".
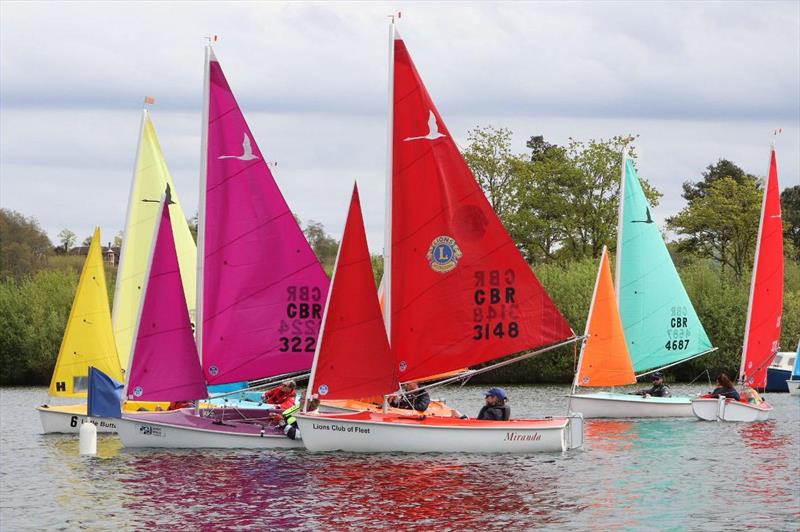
[{"left": 616, "top": 158, "right": 714, "bottom": 374}]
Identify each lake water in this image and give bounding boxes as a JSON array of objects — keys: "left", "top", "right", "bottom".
[{"left": 2, "top": 384, "right": 798, "bottom": 530}]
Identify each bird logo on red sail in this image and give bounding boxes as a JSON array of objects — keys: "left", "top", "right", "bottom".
[
  {"left": 404, "top": 110, "right": 446, "bottom": 141},
  {"left": 427, "top": 236, "right": 462, "bottom": 273}
]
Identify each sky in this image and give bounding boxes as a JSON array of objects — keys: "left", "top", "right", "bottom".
[{"left": 1, "top": 1, "right": 798, "bottom": 252}]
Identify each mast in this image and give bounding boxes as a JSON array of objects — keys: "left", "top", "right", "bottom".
[
  {"left": 123, "top": 192, "right": 166, "bottom": 400},
  {"left": 738, "top": 142, "right": 774, "bottom": 385},
  {"left": 571, "top": 246, "right": 607, "bottom": 393},
  {"left": 614, "top": 142, "right": 630, "bottom": 296},
  {"left": 382, "top": 18, "right": 396, "bottom": 341},
  {"left": 196, "top": 44, "right": 211, "bottom": 366},
  {"left": 111, "top": 106, "right": 148, "bottom": 370}
]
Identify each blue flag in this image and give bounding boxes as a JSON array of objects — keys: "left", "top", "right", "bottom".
[{"left": 87, "top": 366, "right": 123, "bottom": 418}]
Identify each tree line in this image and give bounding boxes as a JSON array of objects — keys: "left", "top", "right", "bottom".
[{"left": 1, "top": 127, "right": 798, "bottom": 385}]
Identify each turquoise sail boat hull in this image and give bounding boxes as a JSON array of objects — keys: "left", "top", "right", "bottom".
[{"left": 617, "top": 159, "right": 713, "bottom": 374}]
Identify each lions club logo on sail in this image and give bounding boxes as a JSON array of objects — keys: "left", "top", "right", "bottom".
[{"left": 427, "top": 236, "right": 463, "bottom": 273}]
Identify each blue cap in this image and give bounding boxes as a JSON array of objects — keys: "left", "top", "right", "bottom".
[{"left": 484, "top": 387, "right": 507, "bottom": 401}]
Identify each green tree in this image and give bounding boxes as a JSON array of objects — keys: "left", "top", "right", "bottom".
[
  {"left": 113, "top": 231, "right": 123, "bottom": 248},
  {"left": 56, "top": 228, "right": 77, "bottom": 253},
  {"left": 681, "top": 159, "right": 754, "bottom": 201},
  {"left": 781, "top": 185, "right": 800, "bottom": 260},
  {"left": 503, "top": 135, "right": 660, "bottom": 262},
  {"left": 463, "top": 125, "right": 516, "bottom": 218},
  {"left": 304, "top": 220, "right": 339, "bottom": 275},
  {"left": 0, "top": 209, "right": 53, "bottom": 278},
  {"left": 668, "top": 171, "right": 762, "bottom": 278}
]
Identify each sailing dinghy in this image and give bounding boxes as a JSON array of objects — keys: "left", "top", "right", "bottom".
[
  {"left": 37, "top": 109, "right": 194, "bottom": 433},
  {"left": 296, "top": 25, "right": 583, "bottom": 453},
  {"left": 568, "top": 152, "right": 716, "bottom": 418},
  {"left": 118, "top": 45, "right": 329, "bottom": 448},
  {"left": 692, "top": 146, "right": 783, "bottom": 421},
  {"left": 37, "top": 229, "right": 126, "bottom": 433}
]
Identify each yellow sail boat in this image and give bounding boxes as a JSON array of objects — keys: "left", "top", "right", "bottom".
[
  {"left": 37, "top": 229, "right": 126, "bottom": 433},
  {"left": 38, "top": 108, "right": 194, "bottom": 433}
]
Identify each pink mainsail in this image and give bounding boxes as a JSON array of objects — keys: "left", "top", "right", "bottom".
[
  {"left": 126, "top": 191, "right": 208, "bottom": 402},
  {"left": 739, "top": 147, "right": 784, "bottom": 388},
  {"left": 200, "top": 47, "right": 330, "bottom": 385}
]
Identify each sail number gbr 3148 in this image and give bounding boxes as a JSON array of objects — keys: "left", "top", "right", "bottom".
[{"left": 472, "top": 269, "right": 520, "bottom": 341}]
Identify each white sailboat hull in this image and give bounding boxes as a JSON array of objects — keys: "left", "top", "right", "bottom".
[
  {"left": 691, "top": 397, "right": 773, "bottom": 422},
  {"left": 787, "top": 379, "right": 800, "bottom": 396},
  {"left": 568, "top": 392, "right": 693, "bottom": 418},
  {"left": 37, "top": 405, "right": 118, "bottom": 434},
  {"left": 116, "top": 410, "right": 303, "bottom": 449},
  {"left": 295, "top": 412, "right": 583, "bottom": 453}
]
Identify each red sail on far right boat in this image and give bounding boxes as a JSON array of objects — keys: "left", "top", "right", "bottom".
[{"left": 692, "top": 145, "right": 784, "bottom": 422}]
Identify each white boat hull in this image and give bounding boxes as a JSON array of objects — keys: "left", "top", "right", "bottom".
[
  {"left": 37, "top": 405, "right": 118, "bottom": 434},
  {"left": 567, "top": 392, "right": 693, "bottom": 418},
  {"left": 691, "top": 397, "right": 773, "bottom": 422},
  {"left": 295, "top": 411, "right": 583, "bottom": 454},
  {"left": 116, "top": 410, "right": 303, "bottom": 449},
  {"left": 787, "top": 379, "right": 800, "bottom": 396}
]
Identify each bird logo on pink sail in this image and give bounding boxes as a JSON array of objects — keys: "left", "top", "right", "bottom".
[
  {"left": 404, "top": 110, "right": 446, "bottom": 141},
  {"left": 218, "top": 133, "right": 259, "bottom": 161}
]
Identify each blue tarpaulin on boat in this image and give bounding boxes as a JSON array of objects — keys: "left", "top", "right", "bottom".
[
  {"left": 87, "top": 366, "right": 123, "bottom": 418},
  {"left": 207, "top": 381, "right": 248, "bottom": 394}
]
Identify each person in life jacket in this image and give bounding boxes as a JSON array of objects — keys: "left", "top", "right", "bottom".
[
  {"left": 274, "top": 394, "right": 320, "bottom": 440},
  {"left": 705, "top": 373, "right": 740, "bottom": 401},
  {"left": 262, "top": 380, "right": 297, "bottom": 409},
  {"left": 629, "top": 372, "right": 671, "bottom": 397},
  {"left": 388, "top": 382, "right": 430, "bottom": 412},
  {"left": 450, "top": 387, "right": 511, "bottom": 420}
]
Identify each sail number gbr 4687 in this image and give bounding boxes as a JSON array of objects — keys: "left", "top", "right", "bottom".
[
  {"left": 472, "top": 269, "right": 520, "bottom": 341},
  {"left": 665, "top": 306, "right": 691, "bottom": 351}
]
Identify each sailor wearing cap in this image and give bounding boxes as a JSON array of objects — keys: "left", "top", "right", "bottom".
[{"left": 629, "top": 372, "right": 671, "bottom": 398}]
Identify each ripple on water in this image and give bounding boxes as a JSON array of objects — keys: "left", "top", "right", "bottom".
[{"left": 1, "top": 385, "right": 798, "bottom": 530}]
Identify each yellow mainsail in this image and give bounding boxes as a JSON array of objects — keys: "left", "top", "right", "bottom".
[
  {"left": 49, "top": 228, "right": 123, "bottom": 397},
  {"left": 112, "top": 110, "right": 197, "bottom": 370}
]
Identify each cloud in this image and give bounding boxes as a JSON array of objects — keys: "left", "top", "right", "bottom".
[{"left": 1, "top": 1, "right": 798, "bottom": 251}]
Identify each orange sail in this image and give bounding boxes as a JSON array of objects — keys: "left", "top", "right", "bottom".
[
  {"left": 574, "top": 247, "right": 636, "bottom": 388},
  {"left": 388, "top": 32, "right": 574, "bottom": 382},
  {"left": 307, "top": 185, "right": 398, "bottom": 401}
]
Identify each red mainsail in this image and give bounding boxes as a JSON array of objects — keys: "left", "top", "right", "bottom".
[
  {"left": 389, "top": 33, "right": 574, "bottom": 382},
  {"left": 740, "top": 147, "right": 784, "bottom": 388},
  {"left": 308, "top": 185, "right": 398, "bottom": 401}
]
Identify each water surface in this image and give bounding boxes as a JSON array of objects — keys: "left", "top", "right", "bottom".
[{"left": 2, "top": 384, "right": 798, "bottom": 530}]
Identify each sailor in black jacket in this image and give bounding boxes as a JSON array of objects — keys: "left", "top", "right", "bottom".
[
  {"left": 476, "top": 387, "right": 510, "bottom": 420},
  {"left": 630, "top": 372, "right": 671, "bottom": 397},
  {"left": 388, "top": 382, "right": 431, "bottom": 412}
]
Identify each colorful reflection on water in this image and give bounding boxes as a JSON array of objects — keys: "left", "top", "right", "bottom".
[{"left": 2, "top": 385, "right": 798, "bottom": 530}]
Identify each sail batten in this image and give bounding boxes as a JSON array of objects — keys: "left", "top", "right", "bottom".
[{"left": 200, "top": 48, "right": 330, "bottom": 385}]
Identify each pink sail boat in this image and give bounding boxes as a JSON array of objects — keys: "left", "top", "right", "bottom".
[
  {"left": 296, "top": 23, "right": 584, "bottom": 453},
  {"left": 692, "top": 145, "right": 783, "bottom": 422},
  {"left": 118, "top": 44, "right": 329, "bottom": 448},
  {"left": 116, "top": 187, "right": 303, "bottom": 448}
]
